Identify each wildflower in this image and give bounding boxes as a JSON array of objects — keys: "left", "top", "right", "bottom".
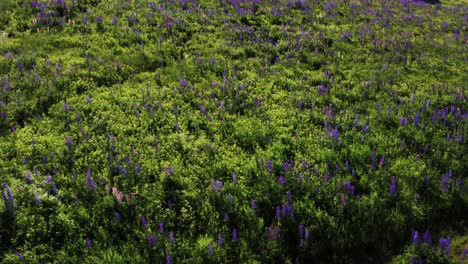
[
  {"left": 400, "top": 117, "right": 409, "bottom": 126},
  {"left": 66, "top": 136, "right": 72, "bottom": 150},
  {"left": 266, "top": 159, "right": 273, "bottom": 174},
  {"left": 414, "top": 112, "right": 420, "bottom": 127},
  {"left": 323, "top": 173, "right": 328, "bottom": 183},
  {"left": 159, "top": 221, "right": 164, "bottom": 234},
  {"left": 379, "top": 155, "right": 385, "bottom": 168},
  {"left": 278, "top": 176, "right": 285, "bottom": 186},
  {"left": 232, "top": 228, "right": 238, "bottom": 242},
  {"left": 412, "top": 230, "right": 419, "bottom": 244},
  {"left": 341, "top": 194, "right": 346, "bottom": 208},
  {"left": 52, "top": 184, "right": 57, "bottom": 195},
  {"left": 146, "top": 233, "right": 157, "bottom": 246},
  {"left": 16, "top": 251, "right": 23, "bottom": 260},
  {"left": 141, "top": 215, "right": 147, "bottom": 229},
  {"left": 86, "top": 237, "right": 92, "bottom": 249},
  {"left": 208, "top": 243, "right": 213, "bottom": 257},
  {"left": 251, "top": 199, "right": 256, "bottom": 211},
  {"left": 34, "top": 193, "right": 40, "bottom": 206},
  {"left": 390, "top": 177, "right": 397, "bottom": 196},
  {"left": 114, "top": 212, "right": 121, "bottom": 220},
  {"left": 439, "top": 237, "right": 451, "bottom": 254},
  {"left": 423, "top": 230, "right": 431, "bottom": 245},
  {"left": 343, "top": 31, "right": 352, "bottom": 41},
  {"left": 26, "top": 172, "right": 33, "bottom": 183},
  {"left": 169, "top": 231, "right": 174, "bottom": 244},
  {"left": 362, "top": 122, "right": 370, "bottom": 133},
  {"left": 331, "top": 128, "right": 338, "bottom": 141},
  {"left": 215, "top": 180, "right": 223, "bottom": 192},
  {"left": 217, "top": 233, "right": 222, "bottom": 247},
  {"left": 4, "top": 183, "right": 13, "bottom": 206}
]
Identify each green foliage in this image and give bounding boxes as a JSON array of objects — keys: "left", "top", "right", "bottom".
[{"left": 0, "top": 0, "right": 467, "bottom": 263}]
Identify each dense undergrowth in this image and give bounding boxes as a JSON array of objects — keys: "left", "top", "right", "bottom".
[{"left": 0, "top": 0, "right": 467, "bottom": 263}]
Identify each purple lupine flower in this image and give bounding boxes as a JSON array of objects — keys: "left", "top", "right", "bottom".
[
  {"left": 341, "top": 194, "right": 346, "bottom": 208},
  {"left": 179, "top": 79, "right": 186, "bottom": 87},
  {"left": 400, "top": 117, "right": 409, "bottom": 126},
  {"left": 114, "top": 212, "right": 121, "bottom": 220},
  {"left": 251, "top": 199, "right": 256, "bottom": 211},
  {"left": 169, "top": 231, "right": 174, "bottom": 244},
  {"left": 2, "top": 191, "right": 9, "bottom": 210},
  {"left": 66, "top": 136, "right": 72, "bottom": 150},
  {"left": 159, "top": 221, "right": 164, "bottom": 234},
  {"left": 141, "top": 215, "right": 147, "bottom": 229},
  {"left": 232, "top": 228, "right": 238, "bottom": 242},
  {"left": 390, "top": 177, "right": 397, "bottom": 196},
  {"left": 439, "top": 237, "right": 451, "bottom": 254},
  {"left": 354, "top": 114, "right": 359, "bottom": 128},
  {"left": 166, "top": 254, "right": 171, "bottom": 264},
  {"left": 414, "top": 112, "right": 420, "bottom": 127},
  {"left": 412, "top": 230, "right": 419, "bottom": 244},
  {"left": 86, "top": 237, "right": 92, "bottom": 249},
  {"left": 16, "top": 251, "right": 23, "bottom": 260},
  {"left": 4, "top": 183, "right": 13, "bottom": 206},
  {"left": 276, "top": 206, "right": 281, "bottom": 220},
  {"left": 461, "top": 247, "right": 467, "bottom": 262},
  {"left": 423, "top": 230, "right": 431, "bottom": 245},
  {"left": 52, "top": 184, "right": 57, "bottom": 195},
  {"left": 298, "top": 101, "right": 303, "bottom": 110},
  {"left": 146, "top": 233, "right": 157, "bottom": 246},
  {"left": 362, "top": 121, "right": 370, "bottom": 133},
  {"left": 217, "top": 233, "right": 222, "bottom": 247},
  {"left": 26, "top": 172, "right": 33, "bottom": 183},
  {"left": 34, "top": 193, "right": 40, "bottom": 206},
  {"left": 278, "top": 176, "right": 285, "bottom": 186},
  {"left": 215, "top": 180, "right": 223, "bottom": 192},
  {"left": 266, "top": 159, "right": 273, "bottom": 175},
  {"left": 379, "top": 155, "right": 385, "bottom": 168},
  {"left": 227, "top": 194, "right": 232, "bottom": 204},
  {"left": 305, "top": 228, "right": 310, "bottom": 240},
  {"left": 331, "top": 128, "right": 338, "bottom": 141},
  {"left": 11, "top": 126, "right": 16, "bottom": 133},
  {"left": 208, "top": 243, "right": 213, "bottom": 257},
  {"left": 283, "top": 161, "right": 289, "bottom": 172},
  {"left": 268, "top": 228, "right": 274, "bottom": 241},
  {"left": 323, "top": 173, "right": 329, "bottom": 183},
  {"left": 343, "top": 31, "right": 352, "bottom": 41}
]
